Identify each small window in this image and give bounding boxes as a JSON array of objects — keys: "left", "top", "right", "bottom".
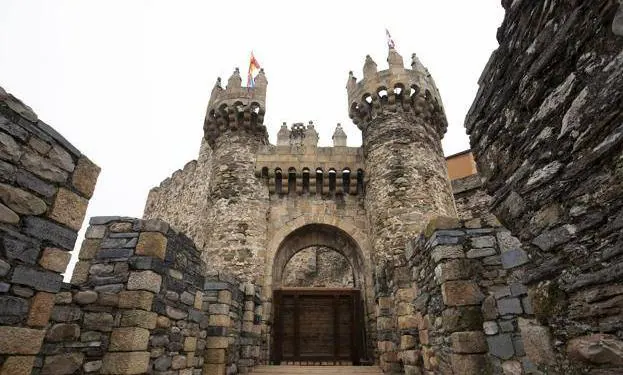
[{"left": 302, "top": 168, "right": 310, "bottom": 194}]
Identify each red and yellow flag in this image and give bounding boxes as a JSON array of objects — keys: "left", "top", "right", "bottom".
[{"left": 247, "top": 52, "right": 261, "bottom": 88}]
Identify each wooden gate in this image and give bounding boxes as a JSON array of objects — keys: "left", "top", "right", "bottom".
[{"left": 271, "top": 288, "right": 364, "bottom": 365}]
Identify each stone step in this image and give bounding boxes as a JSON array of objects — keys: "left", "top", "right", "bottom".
[{"left": 253, "top": 365, "right": 383, "bottom": 374}]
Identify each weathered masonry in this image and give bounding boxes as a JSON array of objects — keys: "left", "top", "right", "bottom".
[{"left": 1, "top": 1, "right": 622, "bottom": 373}]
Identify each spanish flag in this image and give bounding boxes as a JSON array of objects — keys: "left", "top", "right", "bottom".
[{"left": 247, "top": 52, "right": 261, "bottom": 88}]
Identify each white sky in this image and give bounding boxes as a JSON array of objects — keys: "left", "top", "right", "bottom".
[{"left": 0, "top": 1, "right": 504, "bottom": 279}]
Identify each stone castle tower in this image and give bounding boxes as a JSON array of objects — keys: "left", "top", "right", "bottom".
[
  {"left": 3, "top": 3, "right": 621, "bottom": 373},
  {"left": 144, "top": 47, "right": 457, "bottom": 285},
  {"left": 347, "top": 48, "right": 456, "bottom": 267}
]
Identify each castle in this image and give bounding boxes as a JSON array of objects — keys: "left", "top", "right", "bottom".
[{"left": 0, "top": 1, "right": 622, "bottom": 374}]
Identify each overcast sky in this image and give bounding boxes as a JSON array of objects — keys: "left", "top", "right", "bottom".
[{"left": 0, "top": 1, "right": 504, "bottom": 278}]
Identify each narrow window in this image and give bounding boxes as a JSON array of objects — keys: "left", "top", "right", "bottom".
[
  {"left": 315, "top": 168, "right": 323, "bottom": 195},
  {"left": 356, "top": 169, "right": 364, "bottom": 194},
  {"left": 275, "top": 168, "right": 283, "bottom": 195},
  {"left": 302, "top": 168, "right": 310, "bottom": 194},
  {"left": 288, "top": 167, "right": 296, "bottom": 195},
  {"left": 342, "top": 168, "right": 351, "bottom": 194},
  {"left": 328, "top": 169, "right": 336, "bottom": 194}
]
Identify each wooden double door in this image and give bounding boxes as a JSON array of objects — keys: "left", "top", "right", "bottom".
[{"left": 271, "top": 288, "right": 364, "bottom": 365}]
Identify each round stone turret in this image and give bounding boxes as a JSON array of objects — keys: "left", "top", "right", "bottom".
[
  {"left": 347, "top": 48, "right": 456, "bottom": 265},
  {"left": 203, "top": 68, "right": 269, "bottom": 148},
  {"left": 347, "top": 49, "right": 447, "bottom": 138}
]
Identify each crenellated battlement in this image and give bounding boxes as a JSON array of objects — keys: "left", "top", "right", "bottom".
[
  {"left": 203, "top": 67, "right": 268, "bottom": 148},
  {"left": 346, "top": 48, "right": 447, "bottom": 136}
]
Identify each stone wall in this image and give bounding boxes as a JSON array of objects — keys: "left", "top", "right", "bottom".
[
  {"left": 373, "top": 216, "right": 535, "bottom": 375},
  {"left": 0, "top": 87, "right": 100, "bottom": 375},
  {"left": 143, "top": 138, "right": 213, "bottom": 250},
  {"left": 282, "top": 247, "right": 354, "bottom": 288},
  {"left": 30, "top": 216, "right": 263, "bottom": 375},
  {"left": 465, "top": 1, "right": 623, "bottom": 372}
]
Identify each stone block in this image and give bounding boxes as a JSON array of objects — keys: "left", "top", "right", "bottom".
[
  {"left": 84, "top": 360, "right": 102, "bottom": 372},
  {"left": 85, "top": 225, "right": 106, "bottom": 239},
  {"left": 518, "top": 318, "right": 557, "bottom": 366},
  {"left": 19, "top": 150, "right": 68, "bottom": 182},
  {"left": 486, "top": 333, "right": 515, "bottom": 360},
  {"left": 441, "top": 280, "right": 484, "bottom": 306},
  {"left": 203, "top": 363, "right": 226, "bottom": 375},
  {"left": 120, "top": 309, "right": 157, "bottom": 329},
  {"left": 470, "top": 236, "right": 496, "bottom": 248},
  {"left": 209, "top": 314, "right": 230, "bottom": 327},
  {"left": 206, "top": 337, "right": 229, "bottom": 349},
  {"left": 567, "top": 333, "right": 623, "bottom": 366},
  {"left": 46, "top": 323, "right": 80, "bottom": 342},
  {"left": 70, "top": 260, "right": 89, "bottom": 285},
  {"left": 424, "top": 216, "right": 461, "bottom": 237},
  {"left": 497, "top": 297, "right": 523, "bottom": 315},
  {"left": 11, "top": 266, "right": 62, "bottom": 293},
  {"left": 127, "top": 270, "right": 161, "bottom": 293},
  {"left": 23, "top": 216, "right": 77, "bottom": 250},
  {"left": 38, "top": 247, "right": 71, "bottom": 272},
  {"left": 218, "top": 290, "right": 232, "bottom": 304},
  {"left": 434, "top": 259, "right": 471, "bottom": 283},
  {"left": 118, "top": 290, "right": 154, "bottom": 311},
  {"left": 27, "top": 291, "right": 55, "bottom": 327},
  {"left": 0, "top": 327, "right": 45, "bottom": 354},
  {"left": 442, "top": 307, "right": 483, "bottom": 332},
  {"left": 184, "top": 336, "right": 198, "bottom": 351},
  {"left": 109, "top": 327, "right": 150, "bottom": 351},
  {"left": 48, "top": 188, "right": 88, "bottom": 231},
  {"left": 0, "top": 182, "right": 47, "bottom": 215},
  {"left": 0, "top": 355, "right": 36, "bottom": 375},
  {"left": 0, "top": 296, "right": 28, "bottom": 324},
  {"left": 466, "top": 247, "right": 496, "bottom": 258},
  {"left": 0, "top": 202, "right": 19, "bottom": 224},
  {"left": 2, "top": 233, "right": 40, "bottom": 264},
  {"left": 83, "top": 312, "right": 114, "bottom": 332},
  {"left": 501, "top": 248, "right": 529, "bottom": 269},
  {"left": 451, "top": 354, "right": 488, "bottom": 374},
  {"left": 431, "top": 245, "right": 464, "bottom": 263},
  {"left": 73, "top": 290, "right": 97, "bottom": 305},
  {"left": 47, "top": 144, "right": 75, "bottom": 172},
  {"left": 135, "top": 232, "right": 167, "bottom": 260},
  {"left": 51, "top": 305, "right": 83, "bottom": 322},
  {"left": 71, "top": 156, "right": 100, "bottom": 198},
  {"left": 451, "top": 331, "right": 487, "bottom": 354},
  {"left": 101, "top": 352, "right": 150, "bottom": 374},
  {"left": 15, "top": 169, "right": 55, "bottom": 197},
  {"left": 41, "top": 352, "right": 84, "bottom": 375}
]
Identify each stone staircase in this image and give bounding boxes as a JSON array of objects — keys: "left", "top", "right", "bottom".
[{"left": 253, "top": 365, "right": 384, "bottom": 374}]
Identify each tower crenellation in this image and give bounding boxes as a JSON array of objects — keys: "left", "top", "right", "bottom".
[
  {"left": 347, "top": 48, "right": 447, "bottom": 138},
  {"left": 203, "top": 67, "right": 268, "bottom": 148}
]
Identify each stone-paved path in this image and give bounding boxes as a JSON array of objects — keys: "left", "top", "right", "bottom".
[{"left": 253, "top": 365, "right": 383, "bottom": 374}]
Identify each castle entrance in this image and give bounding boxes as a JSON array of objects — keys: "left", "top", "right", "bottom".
[
  {"left": 268, "top": 224, "right": 371, "bottom": 365},
  {"left": 272, "top": 288, "right": 363, "bottom": 365}
]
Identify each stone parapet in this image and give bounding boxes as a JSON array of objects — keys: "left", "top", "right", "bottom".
[
  {"left": 346, "top": 49, "right": 447, "bottom": 137},
  {"left": 0, "top": 86, "right": 100, "bottom": 375},
  {"left": 203, "top": 68, "right": 268, "bottom": 149}
]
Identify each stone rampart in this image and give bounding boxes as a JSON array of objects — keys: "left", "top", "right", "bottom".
[
  {"left": 0, "top": 87, "right": 99, "bottom": 375},
  {"left": 465, "top": 1, "right": 623, "bottom": 372},
  {"left": 12, "top": 216, "right": 264, "bottom": 375},
  {"left": 374, "top": 216, "right": 533, "bottom": 374}
]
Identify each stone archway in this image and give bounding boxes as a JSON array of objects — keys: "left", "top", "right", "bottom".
[{"left": 266, "top": 223, "right": 373, "bottom": 365}]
